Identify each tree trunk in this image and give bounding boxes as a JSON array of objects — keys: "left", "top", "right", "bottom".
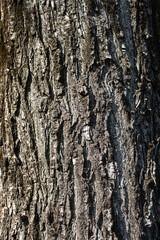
[{"left": 0, "top": 0, "right": 160, "bottom": 239}]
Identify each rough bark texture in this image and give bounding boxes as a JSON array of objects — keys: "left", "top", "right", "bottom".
[{"left": 0, "top": 0, "right": 160, "bottom": 239}]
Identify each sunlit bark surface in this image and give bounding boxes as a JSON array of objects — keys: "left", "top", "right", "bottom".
[{"left": 0, "top": 0, "right": 160, "bottom": 239}]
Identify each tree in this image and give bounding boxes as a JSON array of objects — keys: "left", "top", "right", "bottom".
[{"left": 0, "top": 0, "right": 160, "bottom": 239}]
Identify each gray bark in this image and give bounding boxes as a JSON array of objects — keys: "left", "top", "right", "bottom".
[{"left": 0, "top": 0, "right": 160, "bottom": 239}]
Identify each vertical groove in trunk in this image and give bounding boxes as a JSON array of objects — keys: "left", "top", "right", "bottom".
[{"left": 0, "top": 0, "right": 160, "bottom": 239}]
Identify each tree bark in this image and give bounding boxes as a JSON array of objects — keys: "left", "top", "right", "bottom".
[{"left": 0, "top": 0, "right": 160, "bottom": 239}]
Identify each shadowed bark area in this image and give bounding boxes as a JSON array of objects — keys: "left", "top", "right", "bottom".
[{"left": 0, "top": 0, "right": 160, "bottom": 239}]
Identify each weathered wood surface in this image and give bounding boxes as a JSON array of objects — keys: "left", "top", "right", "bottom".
[{"left": 0, "top": 0, "right": 160, "bottom": 239}]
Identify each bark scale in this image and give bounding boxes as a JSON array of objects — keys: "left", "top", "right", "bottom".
[{"left": 0, "top": 0, "right": 160, "bottom": 239}]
